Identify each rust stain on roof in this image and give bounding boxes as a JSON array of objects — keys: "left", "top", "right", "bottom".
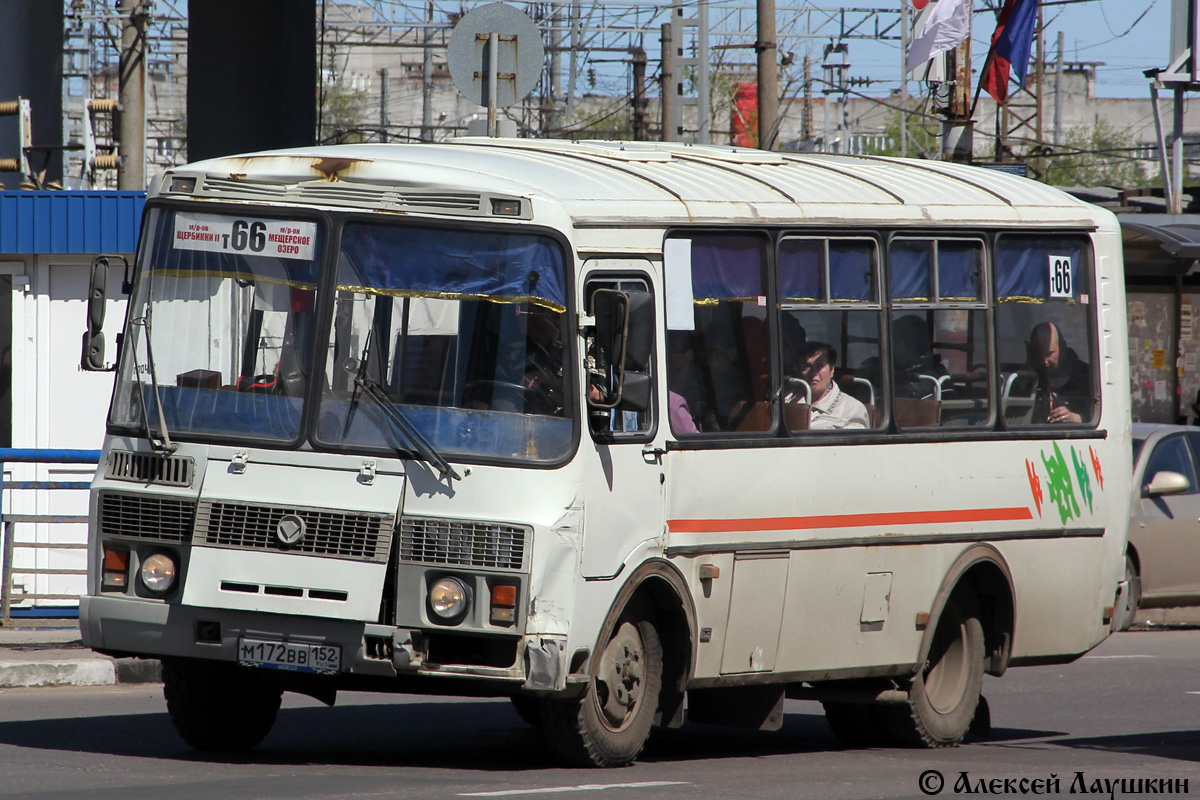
[{"left": 311, "top": 157, "right": 366, "bottom": 182}]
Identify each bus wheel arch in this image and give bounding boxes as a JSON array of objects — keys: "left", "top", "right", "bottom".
[
  {"left": 928, "top": 545, "right": 1016, "bottom": 679},
  {"left": 885, "top": 546, "right": 1014, "bottom": 748},
  {"left": 541, "top": 559, "right": 695, "bottom": 766}
]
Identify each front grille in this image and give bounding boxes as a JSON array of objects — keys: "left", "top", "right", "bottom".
[
  {"left": 297, "top": 185, "right": 481, "bottom": 212},
  {"left": 106, "top": 450, "right": 195, "bottom": 487},
  {"left": 196, "top": 501, "right": 393, "bottom": 563},
  {"left": 394, "top": 191, "right": 481, "bottom": 211},
  {"left": 298, "top": 185, "right": 391, "bottom": 205},
  {"left": 98, "top": 492, "right": 196, "bottom": 543},
  {"left": 399, "top": 517, "right": 528, "bottom": 571},
  {"left": 202, "top": 177, "right": 288, "bottom": 198}
]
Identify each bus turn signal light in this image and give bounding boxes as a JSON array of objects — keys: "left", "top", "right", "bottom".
[
  {"left": 491, "top": 584, "right": 517, "bottom": 625},
  {"left": 102, "top": 549, "right": 130, "bottom": 591}
]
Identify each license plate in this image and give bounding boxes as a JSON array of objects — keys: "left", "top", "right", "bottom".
[{"left": 237, "top": 638, "right": 340, "bottom": 675}]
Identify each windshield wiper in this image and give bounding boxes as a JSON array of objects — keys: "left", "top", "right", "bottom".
[
  {"left": 131, "top": 311, "right": 177, "bottom": 454},
  {"left": 344, "top": 334, "right": 460, "bottom": 481}
]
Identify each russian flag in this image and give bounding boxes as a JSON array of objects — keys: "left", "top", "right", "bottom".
[{"left": 980, "top": 0, "right": 1039, "bottom": 104}]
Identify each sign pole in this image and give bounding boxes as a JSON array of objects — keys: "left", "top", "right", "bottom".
[{"left": 487, "top": 32, "right": 499, "bottom": 137}]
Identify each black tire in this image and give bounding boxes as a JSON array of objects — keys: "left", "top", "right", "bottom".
[
  {"left": 540, "top": 612, "right": 663, "bottom": 767},
  {"left": 884, "top": 594, "right": 984, "bottom": 748},
  {"left": 510, "top": 695, "right": 543, "bottom": 727},
  {"left": 822, "top": 702, "right": 888, "bottom": 748},
  {"left": 1114, "top": 554, "right": 1141, "bottom": 632},
  {"left": 162, "top": 657, "right": 283, "bottom": 753}
]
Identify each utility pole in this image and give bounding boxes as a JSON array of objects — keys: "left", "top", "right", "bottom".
[
  {"left": 548, "top": 2, "right": 564, "bottom": 135},
  {"left": 117, "top": 0, "right": 146, "bottom": 190},
  {"left": 379, "top": 68, "right": 389, "bottom": 142},
  {"left": 941, "top": 31, "right": 972, "bottom": 162},
  {"left": 801, "top": 55, "right": 812, "bottom": 146},
  {"left": 1053, "top": 31, "right": 1063, "bottom": 147},
  {"left": 667, "top": 1, "right": 710, "bottom": 144},
  {"left": 756, "top": 0, "right": 778, "bottom": 150},
  {"left": 631, "top": 46, "right": 648, "bottom": 140},
  {"left": 899, "top": 0, "right": 909, "bottom": 158},
  {"left": 421, "top": 1, "right": 434, "bottom": 142},
  {"left": 661, "top": 23, "right": 676, "bottom": 141},
  {"left": 822, "top": 42, "right": 848, "bottom": 152}
]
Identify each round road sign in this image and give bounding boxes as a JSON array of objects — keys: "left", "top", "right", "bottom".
[{"left": 447, "top": 3, "right": 545, "bottom": 109}]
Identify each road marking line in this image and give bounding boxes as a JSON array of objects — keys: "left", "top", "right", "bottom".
[
  {"left": 1082, "top": 655, "right": 1155, "bottom": 659},
  {"left": 460, "top": 782, "right": 690, "bottom": 797}
]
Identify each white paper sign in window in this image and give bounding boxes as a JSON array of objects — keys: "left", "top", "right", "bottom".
[
  {"left": 664, "top": 238, "right": 695, "bottom": 331},
  {"left": 173, "top": 212, "right": 317, "bottom": 260},
  {"left": 1048, "top": 254, "right": 1073, "bottom": 299}
]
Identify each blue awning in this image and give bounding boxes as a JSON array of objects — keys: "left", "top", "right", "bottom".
[{"left": 0, "top": 191, "right": 145, "bottom": 254}]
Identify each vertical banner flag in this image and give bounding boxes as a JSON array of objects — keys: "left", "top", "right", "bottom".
[
  {"left": 981, "top": 0, "right": 1039, "bottom": 103},
  {"left": 905, "top": 0, "right": 972, "bottom": 75}
]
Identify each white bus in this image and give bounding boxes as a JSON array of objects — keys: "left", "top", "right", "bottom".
[{"left": 80, "top": 139, "right": 1131, "bottom": 766}]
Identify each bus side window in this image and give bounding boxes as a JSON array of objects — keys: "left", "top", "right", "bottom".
[
  {"left": 994, "top": 235, "right": 1096, "bottom": 427},
  {"left": 888, "top": 238, "right": 991, "bottom": 429},
  {"left": 778, "top": 236, "right": 884, "bottom": 433},
  {"left": 584, "top": 277, "right": 655, "bottom": 437},
  {"left": 667, "top": 234, "right": 770, "bottom": 434}
]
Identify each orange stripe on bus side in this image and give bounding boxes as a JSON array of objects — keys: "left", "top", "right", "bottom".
[{"left": 667, "top": 507, "right": 1034, "bottom": 534}]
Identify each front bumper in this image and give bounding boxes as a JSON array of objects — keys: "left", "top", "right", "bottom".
[{"left": 80, "top": 596, "right": 568, "bottom": 690}]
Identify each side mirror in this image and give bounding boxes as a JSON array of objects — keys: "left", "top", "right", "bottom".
[
  {"left": 81, "top": 255, "right": 129, "bottom": 371},
  {"left": 81, "top": 256, "right": 110, "bottom": 371},
  {"left": 1145, "top": 470, "right": 1190, "bottom": 497},
  {"left": 589, "top": 288, "right": 655, "bottom": 412}
]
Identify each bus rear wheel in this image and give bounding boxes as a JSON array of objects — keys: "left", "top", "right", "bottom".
[
  {"left": 162, "top": 657, "right": 283, "bottom": 753},
  {"left": 540, "top": 611, "right": 663, "bottom": 767},
  {"left": 885, "top": 594, "right": 984, "bottom": 748}
]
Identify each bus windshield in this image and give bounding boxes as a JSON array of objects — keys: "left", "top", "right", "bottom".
[
  {"left": 314, "top": 221, "right": 573, "bottom": 464},
  {"left": 110, "top": 208, "right": 324, "bottom": 443}
]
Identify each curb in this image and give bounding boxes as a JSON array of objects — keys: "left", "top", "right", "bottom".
[{"left": 0, "top": 657, "right": 161, "bottom": 689}]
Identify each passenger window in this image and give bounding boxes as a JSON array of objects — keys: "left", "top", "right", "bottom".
[
  {"left": 778, "top": 236, "right": 883, "bottom": 432},
  {"left": 664, "top": 233, "right": 768, "bottom": 434},
  {"left": 1144, "top": 436, "right": 1197, "bottom": 493},
  {"left": 888, "top": 238, "right": 990, "bottom": 429},
  {"left": 994, "top": 235, "right": 1096, "bottom": 427}
]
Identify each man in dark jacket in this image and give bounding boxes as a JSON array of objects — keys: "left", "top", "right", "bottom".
[{"left": 1029, "top": 322, "right": 1091, "bottom": 424}]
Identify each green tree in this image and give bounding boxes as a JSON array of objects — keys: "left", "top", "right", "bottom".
[
  {"left": 319, "top": 78, "right": 371, "bottom": 144},
  {"left": 862, "top": 108, "right": 942, "bottom": 159},
  {"left": 1039, "top": 120, "right": 1151, "bottom": 188}
]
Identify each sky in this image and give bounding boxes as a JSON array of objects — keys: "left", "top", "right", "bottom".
[{"left": 840, "top": 0, "right": 1172, "bottom": 99}]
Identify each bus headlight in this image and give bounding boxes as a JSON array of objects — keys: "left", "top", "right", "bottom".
[
  {"left": 429, "top": 577, "right": 469, "bottom": 622},
  {"left": 139, "top": 552, "right": 178, "bottom": 594}
]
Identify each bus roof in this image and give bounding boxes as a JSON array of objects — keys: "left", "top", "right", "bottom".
[{"left": 162, "top": 138, "right": 1113, "bottom": 231}]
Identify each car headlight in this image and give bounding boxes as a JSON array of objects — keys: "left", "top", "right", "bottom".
[
  {"left": 140, "top": 552, "right": 178, "bottom": 594},
  {"left": 429, "top": 576, "right": 469, "bottom": 621}
]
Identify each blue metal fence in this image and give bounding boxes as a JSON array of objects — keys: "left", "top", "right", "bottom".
[{"left": 0, "top": 449, "right": 101, "bottom": 625}]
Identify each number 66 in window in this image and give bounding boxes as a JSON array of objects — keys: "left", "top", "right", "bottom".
[{"left": 1048, "top": 255, "right": 1074, "bottom": 299}]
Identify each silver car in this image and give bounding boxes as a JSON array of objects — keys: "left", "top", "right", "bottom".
[{"left": 1122, "top": 423, "right": 1200, "bottom": 629}]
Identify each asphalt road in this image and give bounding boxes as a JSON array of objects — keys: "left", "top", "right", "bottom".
[{"left": 0, "top": 630, "right": 1196, "bottom": 800}]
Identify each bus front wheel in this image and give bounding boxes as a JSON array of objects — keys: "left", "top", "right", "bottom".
[
  {"left": 886, "top": 594, "right": 984, "bottom": 748},
  {"left": 162, "top": 657, "right": 283, "bottom": 753},
  {"left": 540, "top": 611, "right": 663, "bottom": 767}
]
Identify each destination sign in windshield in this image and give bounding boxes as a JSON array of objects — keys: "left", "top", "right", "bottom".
[{"left": 173, "top": 212, "right": 317, "bottom": 260}]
